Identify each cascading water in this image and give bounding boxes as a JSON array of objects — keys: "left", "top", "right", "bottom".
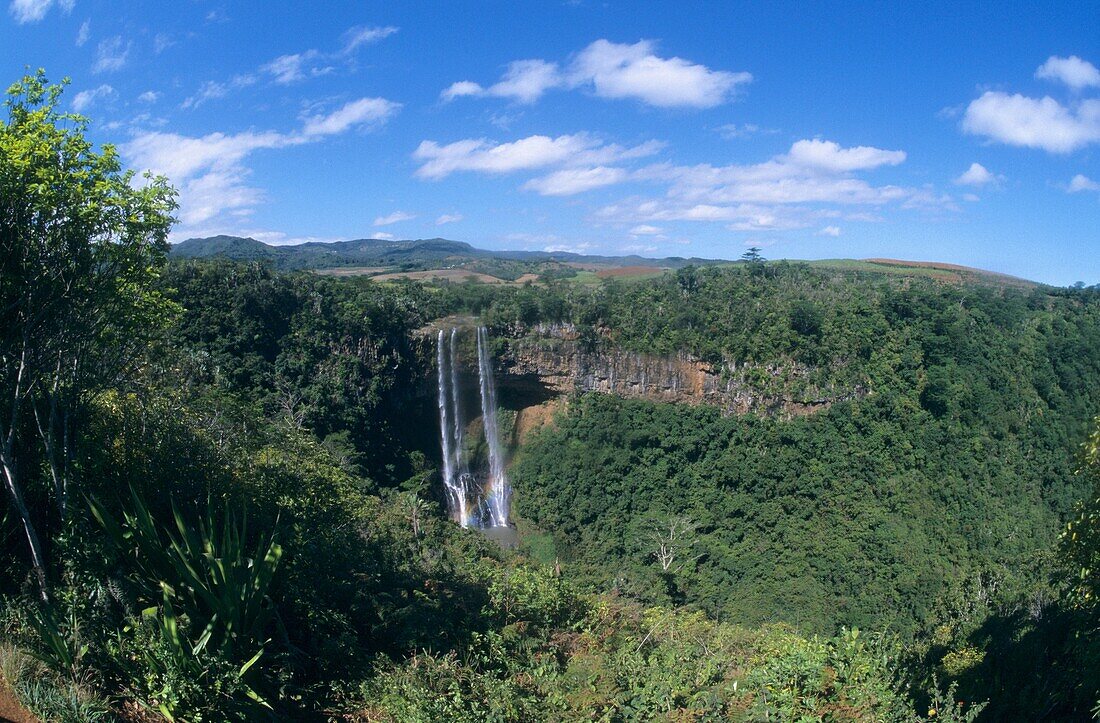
[
  {"left": 436, "top": 330, "right": 469, "bottom": 527},
  {"left": 436, "top": 326, "right": 512, "bottom": 528},
  {"left": 477, "top": 326, "right": 511, "bottom": 527}
]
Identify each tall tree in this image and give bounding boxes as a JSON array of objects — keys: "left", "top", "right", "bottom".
[{"left": 0, "top": 71, "right": 177, "bottom": 598}]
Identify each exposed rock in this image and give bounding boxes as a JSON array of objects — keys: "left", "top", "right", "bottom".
[{"left": 498, "top": 323, "right": 863, "bottom": 418}]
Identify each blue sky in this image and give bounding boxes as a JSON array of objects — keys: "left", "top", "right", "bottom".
[{"left": 3, "top": 1, "right": 1099, "bottom": 284}]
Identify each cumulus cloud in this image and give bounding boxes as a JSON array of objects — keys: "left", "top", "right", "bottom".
[
  {"left": 1035, "top": 55, "right": 1100, "bottom": 90},
  {"left": 371, "top": 232, "right": 396, "bottom": 240},
  {"left": 523, "top": 166, "right": 628, "bottom": 196},
  {"left": 93, "top": 35, "right": 129, "bottom": 73},
  {"left": 441, "top": 81, "right": 485, "bottom": 101},
  {"left": 962, "top": 91, "right": 1100, "bottom": 153},
  {"left": 570, "top": 39, "right": 751, "bottom": 108},
  {"left": 302, "top": 97, "right": 401, "bottom": 135},
  {"left": 124, "top": 96, "right": 400, "bottom": 230},
  {"left": 442, "top": 59, "right": 564, "bottom": 103},
  {"left": 436, "top": 214, "right": 463, "bottom": 225},
  {"left": 138, "top": 90, "right": 160, "bottom": 103},
  {"left": 342, "top": 25, "right": 398, "bottom": 54},
  {"left": 414, "top": 134, "right": 597, "bottom": 179},
  {"left": 785, "top": 139, "right": 906, "bottom": 172},
  {"left": 1068, "top": 174, "right": 1100, "bottom": 193},
  {"left": 413, "top": 133, "right": 661, "bottom": 186},
  {"left": 9, "top": 0, "right": 71, "bottom": 23},
  {"left": 442, "top": 38, "right": 750, "bottom": 108},
  {"left": 954, "top": 162, "right": 999, "bottom": 186},
  {"left": 373, "top": 211, "right": 416, "bottom": 226},
  {"left": 593, "top": 138, "right": 946, "bottom": 235},
  {"left": 71, "top": 84, "right": 114, "bottom": 111}
]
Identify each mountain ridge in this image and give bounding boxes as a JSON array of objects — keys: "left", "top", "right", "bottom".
[{"left": 171, "top": 234, "right": 1041, "bottom": 286}]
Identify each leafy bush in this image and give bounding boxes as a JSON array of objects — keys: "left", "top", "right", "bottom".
[{"left": 90, "top": 487, "right": 281, "bottom": 719}]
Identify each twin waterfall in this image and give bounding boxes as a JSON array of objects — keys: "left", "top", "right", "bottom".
[{"left": 436, "top": 327, "right": 511, "bottom": 528}]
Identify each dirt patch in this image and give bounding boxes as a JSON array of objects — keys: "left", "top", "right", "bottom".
[
  {"left": 0, "top": 680, "right": 36, "bottom": 723},
  {"left": 595, "top": 265, "right": 665, "bottom": 279},
  {"left": 514, "top": 398, "right": 566, "bottom": 443},
  {"left": 312, "top": 266, "right": 389, "bottom": 276},
  {"left": 513, "top": 273, "right": 540, "bottom": 284},
  {"left": 372, "top": 269, "right": 506, "bottom": 283}
]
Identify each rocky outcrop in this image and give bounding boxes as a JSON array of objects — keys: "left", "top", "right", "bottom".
[{"left": 499, "top": 323, "right": 863, "bottom": 418}]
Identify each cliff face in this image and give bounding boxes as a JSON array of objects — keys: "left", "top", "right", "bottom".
[{"left": 498, "top": 323, "right": 863, "bottom": 418}]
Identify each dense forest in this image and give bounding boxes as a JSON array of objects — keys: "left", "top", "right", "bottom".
[{"left": 2, "top": 73, "right": 1098, "bottom": 721}]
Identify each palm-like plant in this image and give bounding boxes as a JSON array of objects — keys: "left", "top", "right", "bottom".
[{"left": 90, "top": 487, "right": 282, "bottom": 717}]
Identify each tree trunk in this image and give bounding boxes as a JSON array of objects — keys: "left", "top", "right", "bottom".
[{"left": 0, "top": 456, "right": 49, "bottom": 601}]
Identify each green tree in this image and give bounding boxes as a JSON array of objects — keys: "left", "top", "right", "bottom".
[
  {"left": 0, "top": 71, "right": 176, "bottom": 598},
  {"left": 1061, "top": 416, "right": 1100, "bottom": 612}
]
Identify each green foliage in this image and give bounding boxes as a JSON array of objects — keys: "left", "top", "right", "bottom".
[
  {"left": 487, "top": 565, "right": 587, "bottom": 633},
  {"left": 0, "top": 69, "right": 177, "bottom": 598},
  {"left": 1060, "top": 417, "right": 1100, "bottom": 612},
  {"left": 90, "top": 487, "right": 281, "bottom": 718}
]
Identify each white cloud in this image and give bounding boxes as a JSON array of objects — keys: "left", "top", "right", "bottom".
[
  {"left": 543, "top": 242, "right": 593, "bottom": 254},
  {"left": 716, "top": 123, "right": 777, "bottom": 140},
  {"left": 1068, "top": 174, "right": 1100, "bottom": 193},
  {"left": 373, "top": 211, "right": 416, "bottom": 226},
  {"left": 954, "top": 162, "right": 999, "bottom": 186},
  {"left": 413, "top": 133, "right": 660, "bottom": 183},
  {"left": 523, "top": 166, "right": 627, "bottom": 195},
  {"left": 302, "top": 97, "right": 401, "bottom": 136},
  {"left": 342, "top": 25, "right": 398, "bottom": 54},
  {"left": 1035, "top": 55, "right": 1100, "bottom": 90},
  {"left": 181, "top": 75, "right": 255, "bottom": 109},
  {"left": 441, "top": 81, "right": 485, "bottom": 101},
  {"left": 93, "top": 35, "right": 130, "bottom": 73},
  {"left": 262, "top": 51, "right": 323, "bottom": 84},
  {"left": 138, "top": 90, "right": 160, "bottom": 103},
  {"left": 124, "top": 96, "right": 399, "bottom": 230},
  {"left": 75, "top": 18, "right": 89, "bottom": 46},
  {"left": 592, "top": 138, "right": 947, "bottom": 235},
  {"left": 785, "top": 139, "right": 906, "bottom": 172},
  {"left": 371, "top": 232, "right": 396, "bottom": 240},
  {"left": 436, "top": 213, "right": 463, "bottom": 225},
  {"left": 414, "top": 134, "right": 598, "bottom": 179},
  {"left": 442, "top": 38, "right": 750, "bottom": 108},
  {"left": 962, "top": 91, "right": 1100, "bottom": 153},
  {"left": 569, "top": 39, "right": 751, "bottom": 108},
  {"left": 489, "top": 59, "right": 563, "bottom": 103},
  {"left": 9, "top": 0, "right": 69, "bottom": 23},
  {"left": 71, "top": 84, "right": 113, "bottom": 111},
  {"left": 153, "top": 33, "right": 174, "bottom": 54},
  {"left": 444, "top": 60, "right": 565, "bottom": 104},
  {"left": 818, "top": 225, "right": 841, "bottom": 237},
  {"left": 629, "top": 224, "right": 664, "bottom": 235}
]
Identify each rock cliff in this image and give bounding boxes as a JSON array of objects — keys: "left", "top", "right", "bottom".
[{"left": 498, "top": 323, "right": 863, "bottom": 418}]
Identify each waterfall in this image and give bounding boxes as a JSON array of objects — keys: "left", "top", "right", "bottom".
[
  {"left": 435, "top": 326, "right": 511, "bottom": 528},
  {"left": 477, "top": 326, "right": 511, "bottom": 528},
  {"left": 437, "top": 330, "right": 469, "bottom": 527}
]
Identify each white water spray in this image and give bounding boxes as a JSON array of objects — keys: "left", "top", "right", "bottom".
[
  {"left": 436, "top": 330, "right": 469, "bottom": 527},
  {"left": 435, "top": 326, "right": 511, "bottom": 528},
  {"left": 477, "top": 326, "right": 511, "bottom": 527}
]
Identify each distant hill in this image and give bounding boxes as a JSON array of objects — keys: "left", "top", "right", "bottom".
[
  {"left": 171, "top": 235, "right": 1041, "bottom": 287},
  {"left": 170, "top": 235, "right": 721, "bottom": 272}
]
